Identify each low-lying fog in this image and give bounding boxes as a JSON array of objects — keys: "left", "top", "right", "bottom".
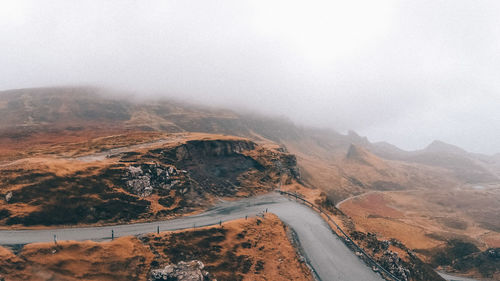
[{"left": 1, "top": 0, "right": 499, "bottom": 154}]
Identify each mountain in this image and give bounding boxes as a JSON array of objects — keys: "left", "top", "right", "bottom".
[
  {"left": 2, "top": 87, "right": 499, "bottom": 280},
  {"left": 346, "top": 144, "right": 385, "bottom": 165},
  {"left": 423, "top": 140, "right": 468, "bottom": 155},
  {"left": 369, "top": 138, "right": 499, "bottom": 184},
  {"left": 1, "top": 87, "right": 497, "bottom": 196}
]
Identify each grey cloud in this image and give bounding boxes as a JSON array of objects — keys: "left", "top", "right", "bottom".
[{"left": 0, "top": 0, "right": 499, "bottom": 153}]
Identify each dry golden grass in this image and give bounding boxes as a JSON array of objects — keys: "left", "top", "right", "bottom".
[
  {"left": 0, "top": 130, "right": 301, "bottom": 229},
  {"left": 339, "top": 189, "right": 500, "bottom": 258},
  {"left": 0, "top": 215, "right": 312, "bottom": 281},
  {"left": 144, "top": 214, "right": 313, "bottom": 281}
]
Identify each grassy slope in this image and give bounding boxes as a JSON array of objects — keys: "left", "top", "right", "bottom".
[
  {"left": 2, "top": 87, "right": 500, "bottom": 279},
  {"left": 0, "top": 214, "right": 313, "bottom": 281}
]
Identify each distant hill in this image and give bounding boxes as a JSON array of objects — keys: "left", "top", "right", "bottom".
[
  {"left": 424, "top": 140, "right": 468, "bottom": 155},
  {"left": 369, "top": 138, "right": 499, "bottom": 183},
  {"left": 1, "top": 87, "right": 498, "bottom": 200}
]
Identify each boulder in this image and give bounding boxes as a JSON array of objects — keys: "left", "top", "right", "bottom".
[
  {"left": 4, "top": 191, "right": 12, "bottom": 203},
  {"left": 123, "top": 164, "right": 177, "bottom": 197},
  {"left": 150, "top": 260, "right": 215, "bottom": 281}
]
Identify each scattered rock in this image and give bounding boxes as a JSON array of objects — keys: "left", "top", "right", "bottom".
[
  {"left": 4, "top": 191, "right": 12, "bottom": 203},
  {"left": 124, "top": 164, "right": 178, "bottom": 197},
  {"left": 149, "top": 260, "right": 215, "bottom": 281},
  {"left": 379, "top": 250, "right": 410, "bottom": 281}
]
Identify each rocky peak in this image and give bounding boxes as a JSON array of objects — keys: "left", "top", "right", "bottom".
[
  {"left": 424, "top": 140, "right": 467, "bottom": 155},
  {"left": 346, "top": 144, "right": 370, "bottom": 162},
  {"left": 347, "top": 130, "right": 370, "bottom": 145},
  {"left": 345, "top": 144, "right": 390, "bottom": 170}
]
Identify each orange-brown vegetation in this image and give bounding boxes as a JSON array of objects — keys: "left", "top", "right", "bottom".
[
  {"left": 339, "top": 189, "right": 500, "bottom": 279},
  {"left": 0, "top": 215, "right": 312, "bottom": 281},
  {"left": 0, "top": 131, "right": 300, "bottom": 228},
  {"left": 3, "top": 87, "right": 500, "bottom": 279},
  {"left": 142, "top": 214, "right": 313, "bottom": 281}
]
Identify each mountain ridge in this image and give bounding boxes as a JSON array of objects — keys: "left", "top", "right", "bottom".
[{"left": 1, "top": 86, "right": 498, "bottom": 187}]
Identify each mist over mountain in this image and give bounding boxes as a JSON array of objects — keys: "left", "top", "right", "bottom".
[
  {"left": 2, "top": 86, "right": 500, "bottom": 281},
  {"left": 2, "top": 86, "right": 499, "bottom": 188},
  {"left": 2, "top": 1, "right": 500, "bottom": 279},
  {"left": 1, "top": 0, "right": 500, "bottom": 154}
]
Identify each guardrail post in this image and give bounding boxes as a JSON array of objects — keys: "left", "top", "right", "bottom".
[
  {"left": 157, "top": 226, "right": 160, "bottom": 234},
  {"left": 111, "top": 229, "right": 114, "bottom": 240}
]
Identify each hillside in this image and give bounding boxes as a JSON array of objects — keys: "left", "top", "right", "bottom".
[
  {"left": 369, "top": 140, "right": 499, "bottom": 184},
  {"left": 0, "top": 132, "right": 299, "bottom": 227},
  {"left": 2, "top": 87, "right": 500, "bottom": 279},
  {"left": 3, "top": 87, "right": 497, "bottom": 190},
  {"left": 0, "top": 214, "right": 313, "bottom": 281}
]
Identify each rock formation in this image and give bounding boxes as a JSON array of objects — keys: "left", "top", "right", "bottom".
[
  {"left": 150, "top": 260, "right": 215, "bottom": 281},
  {"left": 124, "top": 164, "right": 179, "bottom": 197}
]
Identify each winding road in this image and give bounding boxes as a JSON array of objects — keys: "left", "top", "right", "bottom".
[{"left": 0, "top": 192, "right": 382, "bottom": 281}]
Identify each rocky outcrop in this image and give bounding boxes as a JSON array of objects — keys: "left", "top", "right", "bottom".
[
  {"left": 4, "top": 192, "right": 12, "bottom": 203},
  {"left": 149, "top": 260, "right": 215, "bottom": 281},
  {"left": 123, "top": 164, "right": 180, "bottom": 197},
  {"left": 152, "top": 139, "right": 300, "bottom": 196},
  {"left": 349, "top": 231, "right": 444, "bottom": 281},
  {"left": 379, "top": 250, "right": 411, "bottom": 281},
  {"left": 172, "top": 139, "right": 256, "bottom": 161},
  {"left": 271, "top": 153, "right": 300, "bottom": 183}
]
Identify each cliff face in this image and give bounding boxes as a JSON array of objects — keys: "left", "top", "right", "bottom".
[
  {"left": 173, "top": 139, "right": 256, "bottom": 160},
  {"left": 134, "top": 138, "right": 300, "bottom": 198}
]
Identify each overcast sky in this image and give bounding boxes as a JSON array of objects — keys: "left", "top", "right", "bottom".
[{"left": 1, "top": 0, "right": 499, "bottom": 154}]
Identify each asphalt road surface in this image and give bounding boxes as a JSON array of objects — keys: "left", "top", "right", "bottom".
[{"left": 0, "top": 193, "right": 382, "bottom": 281}]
